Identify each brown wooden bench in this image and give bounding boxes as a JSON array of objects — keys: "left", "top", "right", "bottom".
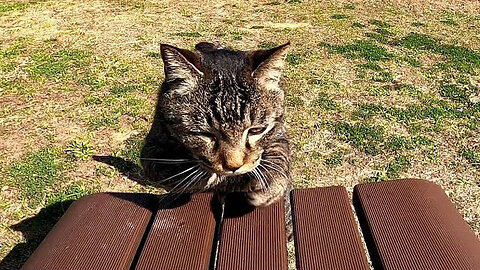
[{"left": 20, "top": 179, "right": 480, "bottom": 270}]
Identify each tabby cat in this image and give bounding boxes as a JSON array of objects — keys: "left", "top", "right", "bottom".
[{"left": 141, "top": 42, "right": 291, "bottom": 207}]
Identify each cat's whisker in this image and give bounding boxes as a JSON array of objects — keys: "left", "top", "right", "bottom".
[
  {"left": 158, "top": 165, "right": 199, "bottom": 183},
  {"left": 140, "top": 158, "right": 199, "bottom": 164},
  {"left": 262, "top": 155, "right": 287, "bottom": 163},
  {"left": 169, "top": 167, "right": 202, "bottom": 194},
  {"left": 259, "top": 167, "right": 271, "bottom": 190},
  {"left": 262, "top": 158, "right": 286, "bottom": 169},
  {"left": 258, "top": 164, "right": 272, "bottom": 189},
  {"left": 254, "top": 167, "right": 267, "bottom": 190},
  {"left": 262, "top": 161, "right": 286, "bottom": 177},
  {"left": 253, "top": 167, "right": 267, "bottom": 191},
  {"left": 161, "top": 169, "right": 201, "bottom": 204},
  {"left": 261, "top": 161, "right": 288, "bottom": 180},
  {"left": 187, "top": 170, "right": 207, "bottom": 192},
  {"left": 179, "top": 170, "right": 206, "bottom": 194}
]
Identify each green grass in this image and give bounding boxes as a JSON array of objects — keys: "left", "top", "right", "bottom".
[
  {"left": 439, "top": 84, "right": 469, "bottom": 104},
  {"left": 28, "top": 49, "right": 89, "bottom": 79},
  {"left": 286, "top": 53, "right": 302, "bottom": 65},
  {"left": 369, "top": 19, "right": 391, "bottom": 28},
  {"left": 6, "top": 147, "right": 67, "bottom": 206},
  {"left": 352, "top": 22, "right": 365, "bottom": 28},
  {"left": 397, "top": 33, "right": 480, "bottom": 73},
  {"left": 367, "top": 155, "right": 412, "bottom": 182},
  {"left": 386, "top": 155, "right": 411, "bottom": 178},
  {"left": 332, "top": 122, "right": 385, "bottom": 155},
  {"left": 386, "top": 135, "right": 432, "bottom": 151},
  {"left": 441, "top": 18, "right": 458, "bottom": 26},
  {"left": 0, "top": 42, "right": 24, "bottom": 73},
  {"left": 0, "top": 2, "right": 28, "bottom": 13},
  {"left": 111, "top": 84, "right": 146, "bottom": 96},
  {"left": 258, "top": 41, "right": 279, "bottom": 49},
  {"left": 324, "top": 151, "right": 344, "bottom": 166},
  {"left": 460, "top": 148, "right": 480, "bottom": 166},
  {"left": 314, "top": 93, "right": 339, "bottom": 110},
  {"left": 65, "top": 140, "right": 96, "bottom": 160},
  {"left": 353, "top": 100, "right": 467, "bottom": 123},
  {"left": 321, "top": 40, "right": 393, "bottom": 61},
  {"left": 175, "top": 32, "right": 202, "bottom": 38},
  {"left": 229, "top": 32, "right": 242, "bottom": 40},
  {"left": 46, "top": 182, "right": 95, "bottom": 206},
  {"left": 120, "top": 134, "right": 145, "bottom": 167},
  {"left": 87, "top": 112, "right": 120, "bottom": 129},
  {"left": 146, "top": 51, "right": 162, "bottom": 58},
  {"left": 357, "top": 62, "right": 382, "bottom": 71},
  {"left": 371, "top": 70, "right": 393, "bottom": 82},
  {"left": 331, "top": 14, "right": 349, "bottom": 20},
  {"left": 365, "top": 27, "right": 394, "bottom": 44},
  {"left": 412, "top": 22, "right": 426, "bottom": 27}
]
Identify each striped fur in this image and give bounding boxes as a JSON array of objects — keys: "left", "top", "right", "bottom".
[{"left": 141, "top": 42, "right": 291, "bottom": 209}]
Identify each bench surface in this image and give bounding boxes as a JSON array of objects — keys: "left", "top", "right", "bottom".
[{"left": 21, "top": 179, "right": 480, "bottom": 270}]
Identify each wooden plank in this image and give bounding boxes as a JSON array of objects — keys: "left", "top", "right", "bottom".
[
  {"left": 216, "top": 193, "right": 288, "bottom": 270},
  {"left": 354, "top": 179, "right": 480, "bottom": 270},
  {"left": 291, "top": 187, "right": 370, "bottom": 270},
  {"left": 134, "top": 193, "right": 217, "bottom": 270},
  {"left": 21, "top": 193, "right": 157, "bottom": 270}
]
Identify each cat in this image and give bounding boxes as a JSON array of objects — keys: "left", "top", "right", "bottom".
[{"left": 140, "top": 41, "right": 292, "bottom": 208}]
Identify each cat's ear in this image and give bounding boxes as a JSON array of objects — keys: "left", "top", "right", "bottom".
[
  {"left": 160, "top": 44, "right": 203, "bottom": 93},
  {"left": 248, "top": 42, "right": 290, "bottom": 92}
]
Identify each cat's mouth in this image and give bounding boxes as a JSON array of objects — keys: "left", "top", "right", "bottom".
[{"left": 198, "top": 156, "right": 262, "bottom": 176}]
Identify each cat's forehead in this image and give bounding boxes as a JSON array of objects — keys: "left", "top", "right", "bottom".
[{"left": 198, "top": 48, "right": 249, "bottom": 74}]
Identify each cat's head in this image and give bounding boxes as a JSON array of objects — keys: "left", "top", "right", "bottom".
[{"left": 159, "top": 42, "right": 289, "bottom": 176}]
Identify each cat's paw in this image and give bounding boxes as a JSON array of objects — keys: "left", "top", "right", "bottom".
[{"left": 246, "top": 189, "right": 282, "bottom": 207}]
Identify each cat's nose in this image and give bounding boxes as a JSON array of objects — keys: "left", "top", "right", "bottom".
[
  {"left": 223, "top": 151, "right": 245, "bottom": 172},
  {"left": 223, "top": 161, "right": 243, "bottom": 172}
]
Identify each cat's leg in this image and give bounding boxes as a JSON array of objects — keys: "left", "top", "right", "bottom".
[
  {"left": 245, "top": 180, "right": 287, "bottom": 207},
  {"left": 283, "top": 181, "right": 294, "bottom": 241},
  {"left": 245, "top": 179, "right": 294, "bottom": 241}
]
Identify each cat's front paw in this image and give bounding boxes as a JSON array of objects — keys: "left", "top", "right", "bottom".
[{"left": 246, "top": 189, "right": 283, "bottom": 207}]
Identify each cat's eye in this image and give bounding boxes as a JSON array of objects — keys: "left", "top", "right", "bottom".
[
  {"left": 198, "top": 132, "right": 217, "bottom": 142},
  {"left": 248, "top": 126, "right": 267, "bottom": 136}
]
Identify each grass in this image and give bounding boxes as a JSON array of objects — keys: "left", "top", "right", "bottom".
[
  {"left": 286, "top": 53, "right": 302, "bottom": 65},
  {"left": 6, "top": 147, "right": 67, "bottom": 206},
  {"left": 321, "top": 40, "right": 393, "bottom": 61},
  {"left": 367, "top": 155, "right": 412, "bottom": 182},
  {"left": 353, "top": 100, "right": 468, "bottom": 123},
  {"left": 0, "top": 2, "right": 28, "bottom": 13},
  {"left": 331, "top": 14, "right": 349, "bottom": 20},
  {"left": 397, "top": 33, "right": 480, "bottom": 73},
  {"left": 65, "top": 140, "right": 96, "bottom": 160},
  {"left": 324, "top": 151, "right": 344, "bottom": 166},
  {"left": 439, "top": 84, "right": 469, "bottom": 104},
  {"left": 1, "top": 0, "right": 480, "bottom": 266},
  {"left": 314, "top": 93, "right": 339, "bottom": 110},
  {"left": 460, "top": 148, "right": 480, "bottom": 166},
  {"left": 332, "top": 122, "right": 385, "bottom": 155},
  {"left": 28, "top": 49, "right": 89, "bottom": 79}
]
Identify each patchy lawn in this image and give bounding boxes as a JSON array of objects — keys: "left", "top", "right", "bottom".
[{"left": 1, "top": 0, "right": 479, "bottom": 268}]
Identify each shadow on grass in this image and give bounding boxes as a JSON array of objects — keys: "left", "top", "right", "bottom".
[
  {"left": 0, "top": 200, "right": 74, "bottom": 270},
  {"left": 92, "top": 155, "right": 151, "bottom": 186}
]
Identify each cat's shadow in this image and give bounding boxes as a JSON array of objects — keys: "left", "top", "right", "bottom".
[
  {"left": 92, "top": 155, "right": 152, "bottom": 186},
  {"left": 0, "top": 200, "right": 74, "bottom": 270}
]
